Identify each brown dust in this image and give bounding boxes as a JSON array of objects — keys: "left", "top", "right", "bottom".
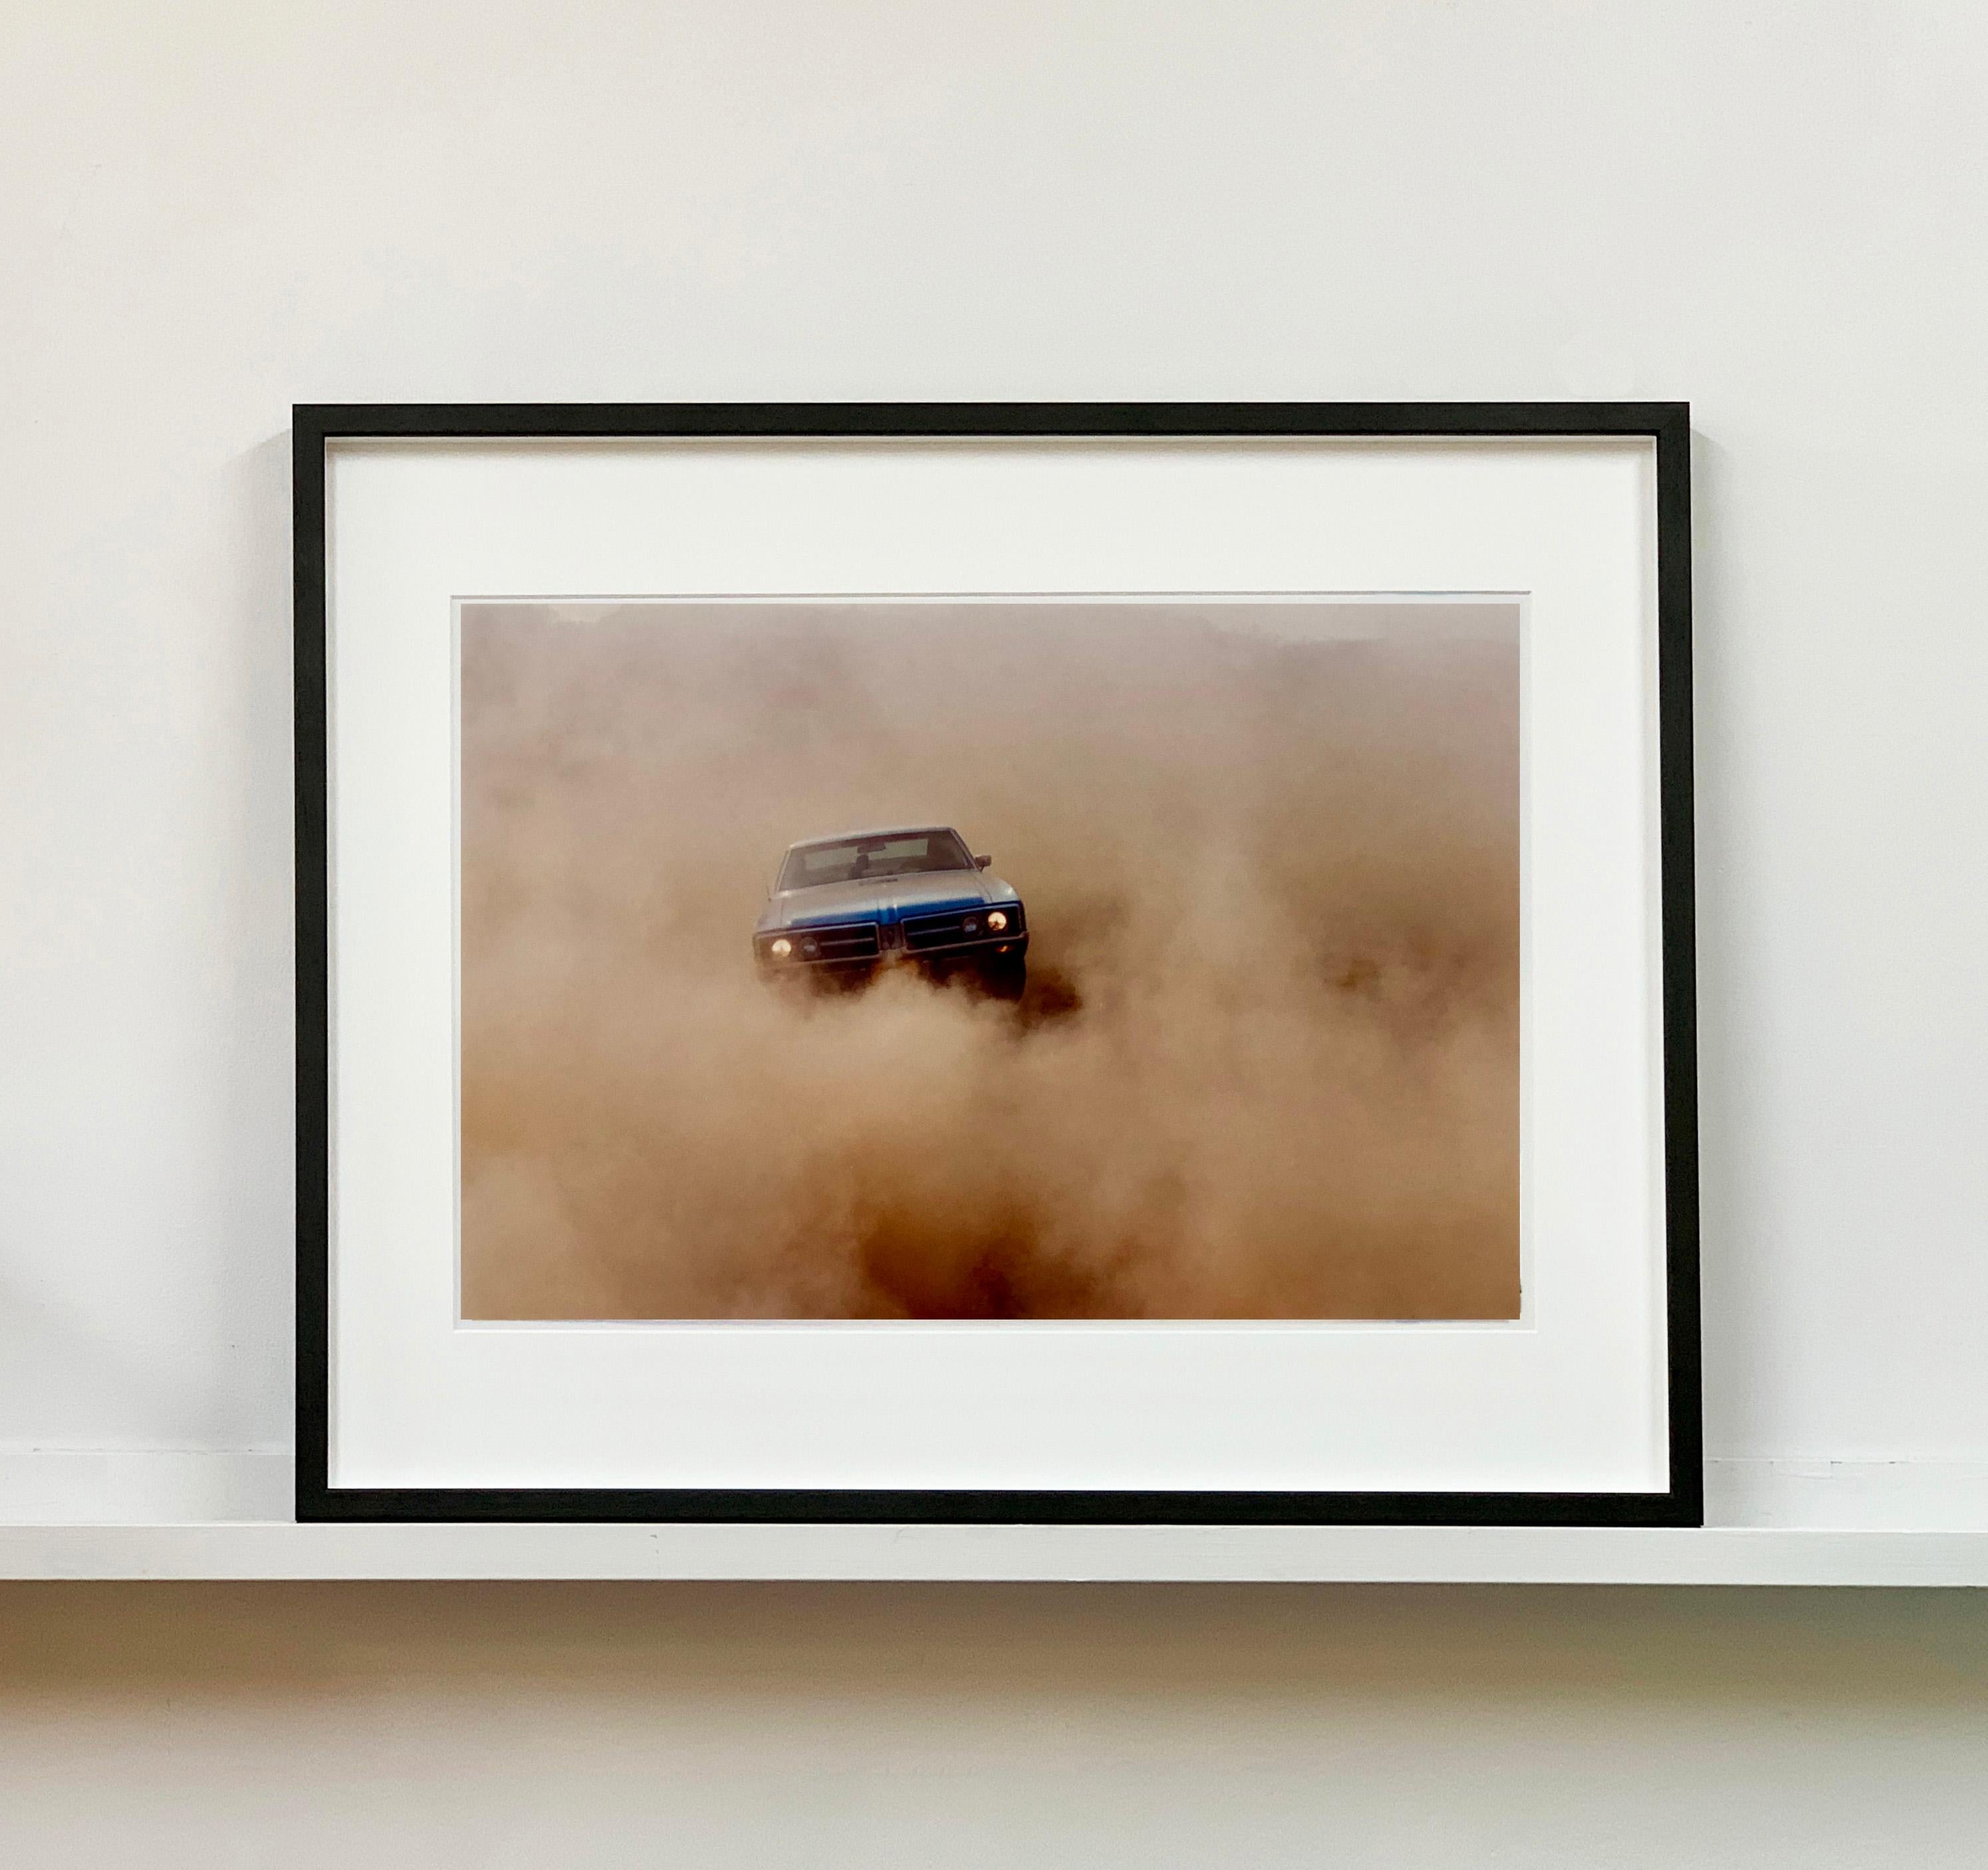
[{"left": 460, "top": 600, "right": 1519, "bottom": 1320}]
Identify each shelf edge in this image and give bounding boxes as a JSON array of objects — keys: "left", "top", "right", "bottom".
[{"left": 3, "top": 1522, "right": 1987, "bottom": 1586}]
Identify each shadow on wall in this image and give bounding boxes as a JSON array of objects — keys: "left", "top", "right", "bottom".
[
  {"left": 3, "top": 1583, "right": 1985, "bottom": 1861},
  {"left": 2, "top": 1581, "right": 1985, "bottom": 1702}
]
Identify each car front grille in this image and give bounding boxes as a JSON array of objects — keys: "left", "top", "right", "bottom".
[
  {"left": 787, "top": 921, "right": 883, "bottom": 963},
  {"left": 902, "top": 906, "right": 1021, "bottom": 952}
]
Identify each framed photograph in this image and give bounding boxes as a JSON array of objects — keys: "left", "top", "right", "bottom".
[{"left": 295, "top": 402, "right": 1699, "bottom": 1527}]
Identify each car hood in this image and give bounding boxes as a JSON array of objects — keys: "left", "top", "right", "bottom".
[{"left": 756, "top": 870, "right": 1020, "bottom": 933}]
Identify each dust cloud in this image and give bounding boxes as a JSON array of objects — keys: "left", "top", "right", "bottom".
[{"left": 459, "top": 599, "right": 1519, "bottom": 1320}]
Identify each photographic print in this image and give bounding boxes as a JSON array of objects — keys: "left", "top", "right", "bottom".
[
  {"left": 459, "top": 596, "right": 1521, "bottom": 1324},
  {"left": 299, "top": 404, "right": 1697, "bottom": 1528}
]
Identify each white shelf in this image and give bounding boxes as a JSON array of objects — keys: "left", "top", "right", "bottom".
[
  {"left": 4, "top": 1520, "right": 1988, "bottom": 1585},
  {"left": 4, "top": 1455, "right": 1987, "bottom": 1583}
]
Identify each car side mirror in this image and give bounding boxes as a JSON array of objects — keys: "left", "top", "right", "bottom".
[{"left": 974, "top": 854, "right": 992, "bottom": 870}]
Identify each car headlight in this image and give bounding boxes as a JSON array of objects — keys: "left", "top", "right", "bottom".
[
  {"left": 769, "top": 937, "right": 792, "bottom": 959},
  {"left": 985, "top": 909, "right": 1008, "bottom": 932}
]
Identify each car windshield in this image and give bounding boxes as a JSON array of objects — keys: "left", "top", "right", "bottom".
[{"left": 779, "top": 831, "right": 973, "bottom": 890}]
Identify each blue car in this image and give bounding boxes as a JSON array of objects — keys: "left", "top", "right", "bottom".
[{"left": 754, "top": 825, "right": 1029, "bottom": 997}]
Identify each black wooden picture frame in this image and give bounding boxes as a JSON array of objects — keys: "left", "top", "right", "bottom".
[{"left": 294, "top": 401, "right": 1699, "bottom": 1528}]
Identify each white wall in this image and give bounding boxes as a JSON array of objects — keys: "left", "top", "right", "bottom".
[{"left": 4, "top": 1, "right": 1987, "bottom": 1860}]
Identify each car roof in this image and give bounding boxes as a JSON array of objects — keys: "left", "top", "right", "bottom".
[{"left": 784, "top": 824, "right": 960, "bottom": 852}]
